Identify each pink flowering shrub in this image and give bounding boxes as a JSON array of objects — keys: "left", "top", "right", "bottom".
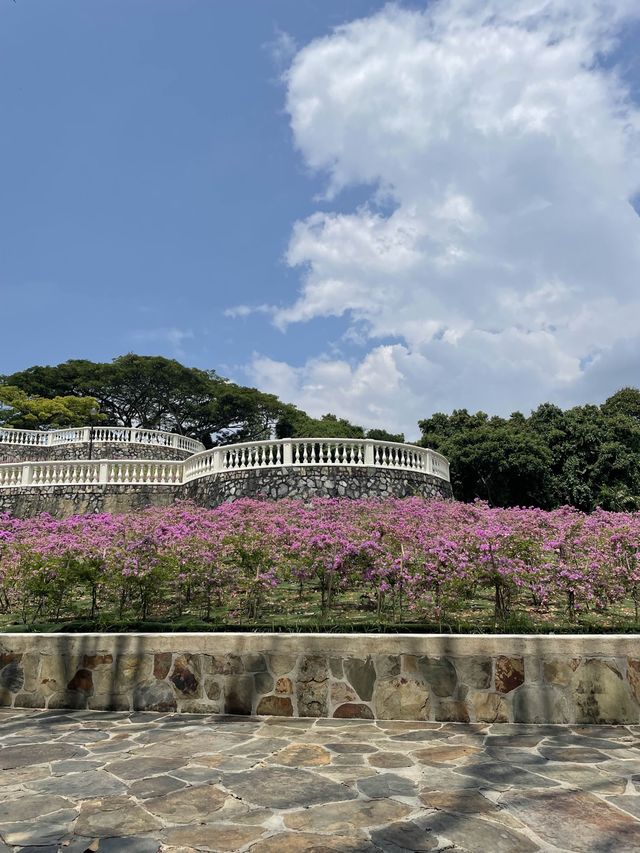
[{"left": 0, "top": 498, "right": 639, "bottom": 629}]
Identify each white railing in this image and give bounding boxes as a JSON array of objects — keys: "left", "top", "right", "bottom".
[
  {"left": 0, "top": 460, "right": 184, "bottom": 489},
  {"left": 0, "top": 426, "right": 205, "bottom": 455},
  {"left": 0, "top": 437, "right": 449, "bottom": 489}
]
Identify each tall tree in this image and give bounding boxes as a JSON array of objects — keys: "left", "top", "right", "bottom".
[
  {"left": 0, "top": 386, "right": 103, "bottom": 430},
  {"left": 2, "top": 355, "right": 289, "bottom": 447}
]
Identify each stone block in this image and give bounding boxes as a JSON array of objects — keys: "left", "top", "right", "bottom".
[
  {"left": 255, "top": 672, "right": 274, "bottom": 695},
  {"left": 299, "top": 655, "right": 328, "bottom": 682},
  {"left": 329, "top": 658, "right": 344, "bottom": 678},
  {"left": 401, "top": 655, "right": 418, "bottom": 675},
  {"left": 331, "top": 681, "right": 357, "bottom": 705},
  {"left": 48, "top": 690, "right": 88, "bottom": 710},
  {"left": 244, "top": 653, "right": 267, "bottom": 672},
  {"left": 205, "top": 654, "right": 244, "bottom": 675},
  {"left": 333, "top": 703, "right": 374, "bottom": 719},
  {"left": 627, "top": 659, "right": 640, "bottom": 703},
  {"left": 179, "top": 700, "right": 219, "bottom": 714},
  {"left": 224, "top": 675, "right": 254, "bottom": 715},
  {"left": 435, "top": 699, "right": 470, "bottom": 723},
  {"left": 373, "top": 676, "right": 430, "bottom": 720},
  {"left": 268, "top": 654, "right": 297, "bottom": 676},
  {"left": 256, "top": 695, "right": 293, "bottom": 716},
  {"left": 417, "top": 657, "right": 457, "bottom": 697},
  {"left": 512, "top": 684, "right": 570, "bottom": 724},
  {"left": 113, "top": 654, "right": 152, "bottom": 688},
  {"left": 495, "top": 656, "right": 525, "bottom": 693},
  {"left": 88, "top": 694, "right": 131, "bottom": 712},
  {"left": 204, "top": 677, "right": 221, "bottom": 700},
  {"left": 20, "top": 653, "right": 41, "bottom": 691},
  {"left": 13, "top": 692, "right": 46, "bottom": 709},
  {"left": 374, "top": 655, "right": 401, "bottom": 678},
  {"left": 275, "top": 677, "right": 293, "bottom": 694},
  {"left": 0, "top": 661, "right": 24, "bottom": 693},
  {"left": 40, "top": 656, "right": 80, "bottom": 696},
  {"left": 297, "top": 678, "right": 328, "bottom": 717},
  {"left": 82, "top": 653, "right": 113, "bottom": 669},
  {"left": 153, "top": 652, "right": 172, "bottom": 679},
  {"left": 543, "top": 658, "right": 579, "bottom": 687},
  {"left": 169, "top": 654, "right": 200, "bottom": 697},
  {"left": 344, "top": 657, "right": 376, "bottom": 701},
  {"left": 133, "top": 680, "right": 177, "bottom": 712},
  {"left": 571, "top": 659, "right": 639, "bottom": 724},
  {"left": 471, "top": 692, "right": 509, "bottom": 723},
  {"left": 453, "top": 656, "right": 491, "bottom": 689},
  {"left": 67, "top": 668, "right": 93, "bottom": 695}
]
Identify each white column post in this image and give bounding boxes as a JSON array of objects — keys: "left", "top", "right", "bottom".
[
  {"left": 82, "top": 426, "right": 91, "bottom": 443},
  {"left": 282, "top": 441, "right": 293, "bottom": 466},
  {"left": 364, "top": 441, "right": 374, "bottom": 466},
  {"left": 22, "top": 464, "right": 32, "bottom": 486},
  {"left": 99, "top": 462, "right": 109, "bottom": 484}
]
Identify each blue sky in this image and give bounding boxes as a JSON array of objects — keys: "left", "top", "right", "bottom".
[{"left": 2, "top": 1, "right": 640, "bottom": 436}]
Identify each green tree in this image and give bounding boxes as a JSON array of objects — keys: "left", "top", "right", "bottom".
[
  {"left": 0, "top": 386, "right": 103, "bottom": 430},
  {"left": 3, "top": 355, "right": 289, "bottom": 447},
  {"left": 276, "top": 410, "right": 366, "bottom": 439},
  {"left": 366, "top": 428, "right": 405, "bottom": 443},
  {"left": 419, "top": 392, "right": 640, "bottom": 510}
]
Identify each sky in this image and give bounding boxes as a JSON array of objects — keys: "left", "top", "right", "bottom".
[{"left": 1, "top": 0, "right": 640, "bottom": 438}]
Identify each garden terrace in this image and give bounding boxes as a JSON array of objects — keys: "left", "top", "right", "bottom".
[{"left": 0, "top": 430, "right": 452, "bottom": 517}]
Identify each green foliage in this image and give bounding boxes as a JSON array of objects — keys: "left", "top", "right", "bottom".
[
  {"left": 366, "top": 428, "right": 405, "bottom": 443},
  {"left": 276, "top": 410, "right": 366, "bottom": 439},
  {"left": 0, "top": 386, "right": 103, "bottom": 430},
  {"left": 2, "top": 355, "right": 289, "bottom": 447},
  {"left": 419, "top": 392, "right": 640, "bottom": 511}
]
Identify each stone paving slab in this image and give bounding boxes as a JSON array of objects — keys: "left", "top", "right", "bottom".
[{"left": 0, "top": 710, "right": 639, "bottom": 851}]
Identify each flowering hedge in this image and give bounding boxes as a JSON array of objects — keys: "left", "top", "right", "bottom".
[{"left": 1, "top": 498, "right": 639, "bottom": 630}]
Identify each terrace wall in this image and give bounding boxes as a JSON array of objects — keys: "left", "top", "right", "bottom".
[
  {"left": 0, "top": 442, "right": 193, "bottom": 464},
  {"left": 0, "top": 468, "right": 452, "bottom": 518},
  {"left": 1, "top": 633, "right": 638, "bottom": 724},
  {"left": 184, "top": 466, "right": 452, "bottom": 506}
]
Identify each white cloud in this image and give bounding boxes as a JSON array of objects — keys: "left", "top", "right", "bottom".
[
  {"left": 130, "top": 327, "right": 194, "bottom": 359},
  {"left": 265, "top": 28, "right": 298, "bottom": 69},
  {"left": 224, "top": 304, "right": 274, "bottom": 319},
  {"left": 247, "top": 0, "right": 640, "bottom": 435}
]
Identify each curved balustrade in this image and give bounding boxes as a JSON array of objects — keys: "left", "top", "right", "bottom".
[
  {"left": 0, "top": 426, "right": 205, "bottom": 455},
  {"left": 0, "top": 437, "right": 450, "bottom": 489}
]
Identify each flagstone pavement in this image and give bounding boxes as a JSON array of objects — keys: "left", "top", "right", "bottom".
[{"left": 0, "top": 709, "right": 639, "bottom": 852}]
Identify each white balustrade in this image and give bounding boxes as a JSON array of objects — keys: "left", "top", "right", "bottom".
[
  {"left": 0, "top": 426, "right": 205, "bottom": 455},
  {"left": 0, "top": 437, "right": 450, "bottom": 489}
]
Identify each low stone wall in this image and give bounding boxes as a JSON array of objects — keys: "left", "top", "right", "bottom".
[
  {"left": 0, "top": 484, "right": 181, "bottom": 518},
  {"left": 0, "top": 466, "right": 452, "bottom": 517},
  {"left": 0, "top": 442, "right": 193, "bottom": 463},
  {"left": 186, "top": 466, "right": 452, "bottom": 506},
  {"left": 1, "top": 633, "right": 638, "bottom": 724}
]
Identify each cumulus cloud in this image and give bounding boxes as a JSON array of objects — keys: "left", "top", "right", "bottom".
[{"left": 248, "top": 0, "right": 640, "bottom": 435}]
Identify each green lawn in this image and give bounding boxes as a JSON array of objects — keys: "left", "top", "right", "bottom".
[{"left": 2, "top": 581, "right": 639, "bottom": 634}]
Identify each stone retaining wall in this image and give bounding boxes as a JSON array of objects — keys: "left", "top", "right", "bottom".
[
  {"left": 0, "top": 484, "right": 181, "bottom": 518},
  {"left": 185, "top": 466, "right": 452, "bottom": 506},
  {"left": 0, "top": 442, "right": 193, "bottom": 463},
  {"left": 0, "top": 467, "right": 452, "bottom": 518},
  {"left": 1, "top": 633, "right": 638, "bottom": 724}
]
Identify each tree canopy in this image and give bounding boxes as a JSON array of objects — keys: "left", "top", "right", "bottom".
[
  {"left": 419, "top": 388, "right": 640, "bottom": 511},
  {"left": 0, "top": 386, "right": 104, "bottom": 430}
]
